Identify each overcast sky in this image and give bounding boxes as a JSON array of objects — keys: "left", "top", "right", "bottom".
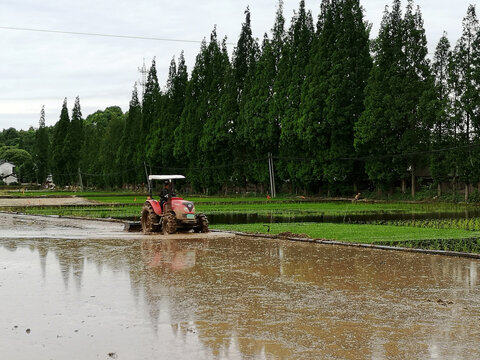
[{"left": 0, "top": 0, "right": 477, "bottom": 130}]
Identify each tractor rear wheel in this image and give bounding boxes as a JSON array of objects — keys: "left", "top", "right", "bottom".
[
  {"left": 141, "top": 203, "right": 159, "bottom": 233},
  {"left": 162, "top": 212, "right": 177, "bottom": 234},
  {"left": 195, "top": 213, "right": 209, "bottom": 233}
]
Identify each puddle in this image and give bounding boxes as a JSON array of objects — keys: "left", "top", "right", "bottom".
[{"left": 0, "top": 233, "right": 479, "bottom": 359}]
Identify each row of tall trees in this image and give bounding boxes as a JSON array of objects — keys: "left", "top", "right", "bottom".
[{"left": 4, "top": 0, "right": 480, "bottom": 199}]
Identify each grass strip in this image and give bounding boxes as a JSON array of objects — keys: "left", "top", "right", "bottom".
[{"left": 213, "top": 222, "right": 480, "bottom": 243}]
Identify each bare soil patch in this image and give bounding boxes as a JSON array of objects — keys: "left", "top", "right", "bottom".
[{"left": 0, "top": 197, "right": 96, "bottom": 207}]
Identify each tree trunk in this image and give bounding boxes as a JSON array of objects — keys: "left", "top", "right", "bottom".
[
  {"left": 353, "top": 182, "right": 358, "bottom": 193},
  {"left": 465, "top": 183, "right": 469, "bottom": 202},
  {"left": 401, "top": 179, "right": 406, "bottom": 194},
  {"left": 411, "top": 165, "right": 416, "bottom": 199},
  {"left": 437, "top": 183, "right": 442, "bottom": 197}
]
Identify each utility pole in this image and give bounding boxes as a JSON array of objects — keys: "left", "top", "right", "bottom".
[
  {"left": 144, "top": 162, "right": 152, "bottom": 198},
  {"left": 78, "top": 168, "right": 84, "bottom": 192},
  {"left": 268, "top": 153, "right": 276, "bottom": 198}
]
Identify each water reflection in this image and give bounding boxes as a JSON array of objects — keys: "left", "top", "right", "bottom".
[{"left": 0, "top": 237, "right": 479, "bottom": 359}]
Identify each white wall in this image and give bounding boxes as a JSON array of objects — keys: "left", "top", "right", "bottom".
[{"left": 0, "top": 162, "right": 18, "bottom": 185}]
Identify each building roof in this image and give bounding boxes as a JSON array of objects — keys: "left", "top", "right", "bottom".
[{"left": 0, "top": 160, "right": 15, "bottom": 166}]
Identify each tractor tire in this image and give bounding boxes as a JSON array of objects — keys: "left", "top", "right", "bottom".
[
  {"left": 195, "top": 213, "right": 209, "bottom": 233},
  {"left": 141, "top": 203, "right": 160, "bottom": 233},
  {"left": 162, "top": 212, "right": 177, "bottom": 235}
]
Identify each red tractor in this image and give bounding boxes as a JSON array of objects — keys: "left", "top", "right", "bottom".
[{"left": 141, "top": 175, "right": 209, "bottom": 234}]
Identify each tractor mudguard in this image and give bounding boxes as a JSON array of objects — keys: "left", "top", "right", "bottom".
[{"left": 145, "top": 199, "right": 162, "bottom": 216}]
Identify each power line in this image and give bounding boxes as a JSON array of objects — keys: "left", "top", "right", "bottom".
[{"left": 0, "top": 25, "right": 236, "bottom": 46}]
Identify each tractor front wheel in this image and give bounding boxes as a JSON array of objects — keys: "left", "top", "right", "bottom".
[
  {"left": 162, "top": 212, "right": 177, "bottom": 234},
  {"left": 195, "top": 213, "right": 209, "bottom": 233},
  {"left": 141, "top": 203, "right": 159, "bottom": 233}
]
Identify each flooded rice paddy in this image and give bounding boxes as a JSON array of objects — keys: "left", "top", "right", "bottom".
[
  {"left": 0, "top": 214, "right": 479, "bottom": 359},
  {"left": 207, "top": 209, "right": 480, "bottom": 225}
]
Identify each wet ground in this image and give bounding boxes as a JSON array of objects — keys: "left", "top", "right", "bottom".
[
  {"left": 1, "top": 214, "right": 480, "bottom": 359},
  {"left": 0, "top": 197, "right": 95, "bottom": 207}
]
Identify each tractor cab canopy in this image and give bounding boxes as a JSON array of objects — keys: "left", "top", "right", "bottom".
[{"left": 148, "top": 175, "right": 185, "bottom": 182}]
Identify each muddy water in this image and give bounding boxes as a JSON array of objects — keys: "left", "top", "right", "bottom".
[
  {"left": 207, "top": 209, "right": 480, "bottom": 225},
  {"left": 1, "top": 236, "right": 480, "bottom": 359}
]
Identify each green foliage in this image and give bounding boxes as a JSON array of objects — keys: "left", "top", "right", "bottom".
[
  {"left": 80, "top": 106, "right": 125, "bottom": 188},
  {"left": 0, "top": 146, "right": 34, "bottom": 182},
  {"left": 0, "top": 128, "right": 19, "bottom": 146}
]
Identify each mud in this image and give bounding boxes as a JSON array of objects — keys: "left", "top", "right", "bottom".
[
  {"left": 0, "top": 213, "right": 479, "bottom": 359},
  {"left": 0, "top": 197, "right": 96, "bottom": 207},
  {"left": 0, "top": 212, "right": 225, "bottom": 240}
]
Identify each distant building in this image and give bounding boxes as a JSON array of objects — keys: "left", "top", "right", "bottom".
[
  {"left": 0, "top": 160, "right": 18, "bottom": 185},
  {"left": 45, "top": 174, "right": 55, "bottom": 189}
]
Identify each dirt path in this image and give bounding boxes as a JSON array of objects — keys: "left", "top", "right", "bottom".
[
  {"left": 0, "top": 197, "right": 96, "bottom": 207},
  {"left": 0, "top": 212, "right": 228, "bottom": 240}
]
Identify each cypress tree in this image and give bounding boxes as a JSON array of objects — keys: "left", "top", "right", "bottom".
[
  {"left": 355, "top": 0, "right": 432, "bottom": 196},
  {"left": 429, "top": 33, "right": 453, "bottom": 196},
  {"left": 325, "top": 0, "right": 371, "bottom": 194},
  {"left": 300, "top": 0, "right": 372, "bottom": 195},
  {"left": 277, "top": 0, "right": 315, "bottom": 192},
  {"left": 237, "top": 2, "right": 286, "bottom": 193},
  {"left": 99, "top": 107, "right": 125, "bottom": 187},
  {"left": 401, "top": 2, "right": 433, "bottom": 197},
  {"left": 141, "top": 59, "right": 162, "bottom": 163},
  {"left": 119, "top": 83, "right": 142, "bottom": 185},
  {"left": 198, "top": 33, "right": 233, "bottom": 192},
  {"left": 174, "top": 39, "right": 208, "bottom": 187},
  {"left": 238, "top": 36, "right": 276, "bottom": 191},
  {"left": 231, "top": 7, "right": 260, "bottom": 188},
  {"left": 451, "top": 5, "right": 480, "bottom": 200},
  {"left": 147, "top": 52, "right": 188, "bottom": 174},
  {"left": 52, "top": 98, "right": 70, "bottom": 186},
  {"left": 175, "top": 29, "right": 231, "bottom": 191},
  {"left": 35, "top": 105, "right": 50, "bottom": 184},
  {"left": 64, "top": 96, "right": 84, "bottom": 184}
]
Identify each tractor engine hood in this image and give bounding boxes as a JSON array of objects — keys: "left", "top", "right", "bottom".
[{"left": 171, "top": 198, "right": 195, "bottom": 214}]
